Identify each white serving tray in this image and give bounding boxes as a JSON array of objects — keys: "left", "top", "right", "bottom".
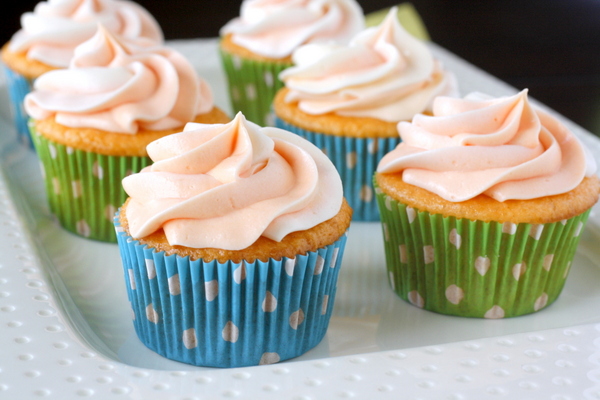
[{"left": 1, "top": 38, "right": 600, "bottom": 399}]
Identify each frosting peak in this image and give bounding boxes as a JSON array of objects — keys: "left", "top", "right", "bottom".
[
  {"left": 9, "top": 0, "right": 163, "bottom": 67},
  {"left": 377, "top": 90, "right": 597, "bottom": 202},
  {"left": 221, "top": 0, "right": 365, "bottom": 59},
  {"left": 24, "top": 25, "right": 213, "bottom": 134},
  {"left": 122, "top": 112, "right": 343, "bottom": 250},
  {"left": 279, "top": 7, "right": 458, "bottom": 122}
]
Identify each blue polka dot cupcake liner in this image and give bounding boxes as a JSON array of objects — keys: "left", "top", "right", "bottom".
[
  {"left": 275, "top": 116, "right": 401, "bottom": 221},
  {"left": 219, "top": 45, "right": 291, "bottom": 127},
  {"left": 2, "top": 65, "right": 34, "bottom": 148},
  {"left": 375, "top": 180, "right": 592, "bottom": 318},
  {"left": 31, "top": 128, "right": 151, "bottom": 242},
  {"left": 114, "top": 213, "right": 349, "bottom": 368}
]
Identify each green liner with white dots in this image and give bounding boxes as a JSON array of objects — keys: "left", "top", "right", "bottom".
[
  {"left": 374, "top": 180, "right": 592, "bottom": 318},
  {"left": 31, "top": 127, "right": 152, "bottom": 243},
  {"left": 219, "top": 45, "right": 291, "bottom": 127}
]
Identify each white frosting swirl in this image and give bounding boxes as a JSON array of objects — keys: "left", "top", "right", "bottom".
[
  {"left": 220, "top": 0, "right": 365, "bottom": 59},
  {"left": 279, "top": 7, "right": 457, "bottom": 122},
  {"left": 24, "top": 26, "right": 213, "bottom": 134},
  {"left": 8, "top": 0, "right": 163, "bottom": 67},
  {"left": 122, "top": 113, "right": 343, "bottom": 250},
  {"left": 378, "top": 90, "right": 597, "bottom": 202}
]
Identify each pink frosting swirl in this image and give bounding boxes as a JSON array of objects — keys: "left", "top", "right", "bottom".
[
  {"left": 279, "top": 7, "right": 457, "bottom": 122},
  {"left": 24, "top": 25, "right": 213, "bottom": 134},
  {"left": 8, "top": 0, "right": 163, "bottom": 68},
  {"left": 220, "top": 0, "right": 364, "bottom": 59},
  {"left": 122, "top": 112, "right": 344, "bottom": 250},
  {"left": 377, "top": 90, "right": 597, "bottom": 202}
]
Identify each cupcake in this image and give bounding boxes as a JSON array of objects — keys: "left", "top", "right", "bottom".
[
  {"left": 375, "top": 90, "right": 600, "bottom": 318},
  {"left": 219, "top": 0, "right": 364, "bottom": 126},
  {"left": 25, "top": 26, "right": 229, "bottom": 243},
  {"left": 274, "top": 7, "right": 457, "bottom": 221},
  {"left": 1, "top": 0, "right": 163, "bottom": 148},
  {"left": 114, "top": 112, "right": 352, "bottom": 367}
]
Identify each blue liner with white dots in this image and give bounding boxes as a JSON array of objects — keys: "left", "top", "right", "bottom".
[
  {"left": 115, "top": 213, "right": 349, "bottom": 368},
  {"left": 2, "top": 66, "right": 34, "bottom": 148},
  {"left": 274, "top": 116, "right": 401, "bottom": 221}
]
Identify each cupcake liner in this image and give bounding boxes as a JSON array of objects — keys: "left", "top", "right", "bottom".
[
  {"left": 219, "top": 46, "right": 291, "bottom": 127},
  {"left": 276, "top": 116, "right": 401, "bottom": 221},
  {"left": 31, "top": 126, "right": 151, "bottom": 242},
  {"left": 2, "top": 65, "right": 34, "bottom": 148},
  {"left": 375, "top": 180, "right": 591, "bottom": 318},
  {"left": 114, "top": 213, "right": 349, "bottom": 368}
]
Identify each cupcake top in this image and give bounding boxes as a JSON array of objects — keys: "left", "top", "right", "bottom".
[
  {"left": 24, "top": 25, "right": 213, "bottom": 134},
  {"left": 278, "top": 7, "right": 457, "bottom": 122},
  {"left": 7, "top": 0, "right": 163, "bottom": 68},
  {"left": 122, "top": 112, "right": 344, "bottom": 251},
  {"left": 220, "top": 0, "right": 365, "bottom": 59},
  {"left": 377, "top": 90, "right": 597, "bottom": 202}
]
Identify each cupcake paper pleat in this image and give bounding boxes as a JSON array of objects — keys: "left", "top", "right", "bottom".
[
  {"left": 3, "top": 66, "right": 34, "bottom": 148},
  {"left": 276, "top": 116, "right": 400, "bottom": 221},
  {"left": 115, "top": 214, "right": 348, "bottom": 368},
  {"left": 32, "top": 128, "right": 151, "bottom": 242},
  {"left": 375, "top": 181, "right": 590, "bottom": 318}
]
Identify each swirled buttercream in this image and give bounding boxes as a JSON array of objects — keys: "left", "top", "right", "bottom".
[
  {"left": 377, "top": 90, "right": 597, "bottom": 202},
  {"left": 220, "top": 0, "right": 364, "bottom": 59},
  {"left": 122, "top": 112, "right": 344, "bottom": 250},
  {"left": 8, "top": 0, "right": 163, "bottom": 68},
  {"left": 279, "top": 7, "right": 457, "bottom": 122},
  {"left": 24, "top": 25, "right": 213, "bottom": 134}
]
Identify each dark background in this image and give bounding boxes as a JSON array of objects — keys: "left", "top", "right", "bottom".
[{"left": 3, "top": 0, "right": 599, "bottom": 136}]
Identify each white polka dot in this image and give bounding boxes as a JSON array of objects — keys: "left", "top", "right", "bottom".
[
  {"left": 346, "top": 152, "right": 357, "bottom": 169},
  {"left": 484, "top": 306, "right": 505, "bottom": 319},
  {"left": 48, "top": 144, "right": 57, "bottom": 159},
  {"left": 205, "top": 280, "right": 218, "bottom": 301},
  {"left": 560, "top": 219, "right": 568, "bottom": 225},
  {"left": 245, "top": 84, "right": 257, "bottom": 100},
  {"left": 423, "top": 246, "right": 435, "bottom": 264},
  {"left": 445, "top": 285, "right": 464, "bottom": 305},
  {"left": 399, "top": 244, "right": 407, "bottom": 263},
  {"left": 512, "top": 262, "right": 527, "bottom": 281},
  {"left": 475, "top": 257, "right": 491, "bottom": 276},
  {"left": 383, "top": 223, "right": 390, "bottom": 242},
  {"left": 529, "top": 224, "right": 544, "bottom": 240},
  {"left": 233, "top": 264, "right": 246, "bottom": 284},
  {"left": 408, "top": 291, "right": 424, "bottom": 308},
  {"left": 449, "top": 229, "right": 461, "bottom": 249},
  {"left": 231, "top": 86, "right": 240, "bottom": 102},
  {"left": 222, "top": 321, "right": 239, "bottom": 343},
  {"left": 289, "top": 309, "right": 305, "bottom": 330},
  {"left": 232, "top": 55, "right": 242, "bottom": 70},
  {"left": 259, "top": 353, "right": 280, "bottom": 365},
  {"left": 264, "top": 71, "right": 274, "bottom": 87},
  {"left": 502, "top": 222, "right": 517, "bottom": 235},
  {"left": 262, "top": 291, "right": 277, "bottom": 312},
  {"left": 389, "top": 271, "right": 396, "bottom": 290},
  {"left": 145, "top": 259, "right": 156, "bottom": 279},
  {"left": 104, "top": 204, "right": 116, "bottom": 222},
  {"left": 71, "top": 180, "right": 83, "bottom": 198},
  {"left": 66, "top": 146, "right": 74, "bottom": 155},
  {"left": 284, "top": 258, "right": 295, "bottom": 276},
  {"left": 574, "top": 221, "right": 584, "bottom": 237},
  {"left": 182, "top": 328, "right": 197, "bottom": 349},
  {"left": 543, "top": 254, "right": 554, "bottom": 271},
  {"left": 92, "top": 161, "right": 103, "bottom": 179},
  {"left": 146, "top": 304, "right": 159, "bottom": 324},
  {"left": 39, "top": 162, "right": 46, "bottom": 179},
  {"left": 329, "top": 247, "right": 339, "bottom": 268},
  {"left": 534, "top": 293, "right": 549, "bottom": 311},
  {"left": 168, "top": 274, "right": 181, "bottom": 296},
  {"left": 360, "top": 185, "right": 373, "bottom": 203},
  {"left": 128, "top": 269, "right": 136, "bottom": 290},
  {"left": 406, "top": 207, "right": 416, "bottom": 223},
  {"left": 368, "top": 139, "right": 378, "bottom": 154},
  {"left": 563, "top": 262, "right": 572, "bottom": 279},
  {"left": 385, "top": 195, "right": 393, "bottom": 211},
  {"left": 314, "top": 256, "right": 325, "bottom": 275},
  {"left": 321, "top": 295, "right": 329, "bottom": 315},
  {"left": 52, "top": 178, "right": 61, "bottom": 195},
  {"left": 76, "top": 220, "right": 91, "bottom": 237}
]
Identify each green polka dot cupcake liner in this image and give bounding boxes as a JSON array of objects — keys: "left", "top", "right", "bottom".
[
  {"left": 275, "top": 116, "right": 401, "bottom": 221},
  {"left": 374, "top": 180, "right": 592, "bottom": 318},
  {"left": 2, "top": 66, "right": 34, "bottom": 148},
  {"left": 31, "top": 128, "right": 151, "bottom": 242},
  {"left": 219, "top": 46, "right": 291, "bottom": 127},
  {"left": 114, "top": 213, "right": 349, "bottom": 368}
]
